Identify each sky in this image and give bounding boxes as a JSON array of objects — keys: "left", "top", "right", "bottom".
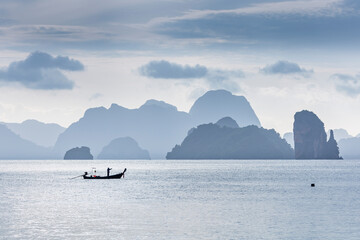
[{"left": 0, "top": 0, "right": 360, "bottom": 135}]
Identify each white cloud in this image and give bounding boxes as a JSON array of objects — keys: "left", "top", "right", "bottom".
[{"left": 331, "top": 73, "right": 360, "bottom": 97}]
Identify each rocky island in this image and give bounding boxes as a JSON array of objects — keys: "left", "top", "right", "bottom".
[
  {"left": 166, "top": 118, "right": 294, "bottom": 159},
  {"left": 53, "top": 90, "right": 261, "bottom": 159},
  {"left": 64, "top": 146, "right": 93, "bottom": 160},
  {"left": 293, "top": 110, "right": 341, "bottom": 159}
]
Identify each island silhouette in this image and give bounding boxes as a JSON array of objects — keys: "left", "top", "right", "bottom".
[
  {"left": 64, "top": 146, "right": 93, "bottom": 160},
  {"left": 0, "top": 90, "right": 356, "bottom": 159},
  {"left": 166, "top": 117, "right": 294, "bottom": 159},
  {"left": 293, "top": 110, "right": 341, "bottom": 159},
  {"left": 53, "top": 90, "right": 261, "bottom": 159}
]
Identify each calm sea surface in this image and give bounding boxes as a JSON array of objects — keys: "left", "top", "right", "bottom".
[{"left": 0, "top": 160, "right": 359, "bottom": 240}]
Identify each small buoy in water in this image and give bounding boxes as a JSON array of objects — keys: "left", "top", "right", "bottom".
[{"left": 311, "top": 183, "right": 315, "bottom": 187}]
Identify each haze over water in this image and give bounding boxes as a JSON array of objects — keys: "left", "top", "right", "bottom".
[{"left": 1, "top": 160, "right": 359, "bottom": 239}]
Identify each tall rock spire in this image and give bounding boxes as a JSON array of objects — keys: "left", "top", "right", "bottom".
[
  {"left": 293, "top": 110, "right": 341, "bottom": 159},
  {"left": 323, "top": 130, "right": 341, "bottom": 159}
]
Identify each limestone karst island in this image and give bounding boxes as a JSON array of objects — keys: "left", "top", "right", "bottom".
[{"left": 0, "top": 89, "right": 347, "bottom": 160}]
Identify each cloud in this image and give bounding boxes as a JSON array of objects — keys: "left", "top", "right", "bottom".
[
  {"left": 149, "top": 0, "right": 342, "bottom": 26},
  {"left": 0, "top": 51, "right": 84, "bottom": 90},
  {"left": 331, "top": 73, "right": 360, "bottom": 96},
  {"left": 139, "top": 60, "right": 207, "bottom": 79},
  {"left": 89, "top": 93, "right": 103, "bottom": 100},
  {"left": 1, "top": 0, "right": 359, "bottom": 52},
  {"left": 332, "top": 73, "right": 358, "bottom": 81},
  {"left": 151, "top": 0, "right": 360, "bottom": 50},
  {"left": 260, "top": 60, "right": 313, "bottom": 76},
  {"left": 139, "top": 60, "right": 243, "bottom": 92}
]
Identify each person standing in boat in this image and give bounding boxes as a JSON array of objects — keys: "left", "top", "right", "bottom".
[{"left": 107, "top": 167, "right": 112, "bottom": 177}]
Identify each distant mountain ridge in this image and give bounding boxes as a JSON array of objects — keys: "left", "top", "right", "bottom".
[
  {"left": 54, "top": 100, "right": 193, "bottom": 159},
  {"left": 190, "top": 90, "right": 261, "bottom": 127},
  {"left": 142, "top": 99, "right": 178, "bottom": 111},
  {"left": 53, "top": 90, "right": 261, "bottom": 159},
  {"left": 2, "top": 90, "right": 360, "bottom": 160},
  {"left": 0, "top": 124, "right": 52, "bottom": 159},
  {"left": 338, "top": 137, "right": 360, "bottom": 159},
  {"left": 98, "top": 137, "right": 150, "bottom": 159},
  {"left": 3, "top": 119, "right": 65, "bottom": 147}
]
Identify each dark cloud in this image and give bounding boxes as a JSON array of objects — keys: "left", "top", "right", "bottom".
[
  {"left": 154, "top": 1, "right": 360, "bottom": 50},
  {"left": 1, "top": 0, "right": 360, "bottom": 52},
  {"left": 139, "top": 60, "right": 243, "bottom": 92},
  {"left": 139, "top": 60, "right": 208, "bottom": 79},
  {"left": 331, "top": 73, "right": 360, "bottom": 97},
  {"left": 0, "top": 51, "right": 84, "bottom": 90},
  {"left": 260, "top": 60, "right": 313, "bottom": 76}
]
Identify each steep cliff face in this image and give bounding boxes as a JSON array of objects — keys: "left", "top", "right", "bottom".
[
  {"left": 323, "top": 130, "right": 341, "bottom": 159},
  {"left": 189, "top": 90, "right": 261, "bottom": 127},
  {"left": 293, "top": 110, "right": 341, "bottom": 159}
]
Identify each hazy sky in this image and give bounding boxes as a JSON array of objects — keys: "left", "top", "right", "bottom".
[{"left": 0, "top": 0, "right": 360, "bottom": 135}]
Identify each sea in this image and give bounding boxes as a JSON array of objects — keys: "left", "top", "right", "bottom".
[{"left": 0, "top": 160, "right": 359, "bottom": 240}]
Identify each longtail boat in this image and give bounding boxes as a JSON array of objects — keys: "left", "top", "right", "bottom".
[{"left": 83, "top": 168, "right": 126, "bottom": 179}]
